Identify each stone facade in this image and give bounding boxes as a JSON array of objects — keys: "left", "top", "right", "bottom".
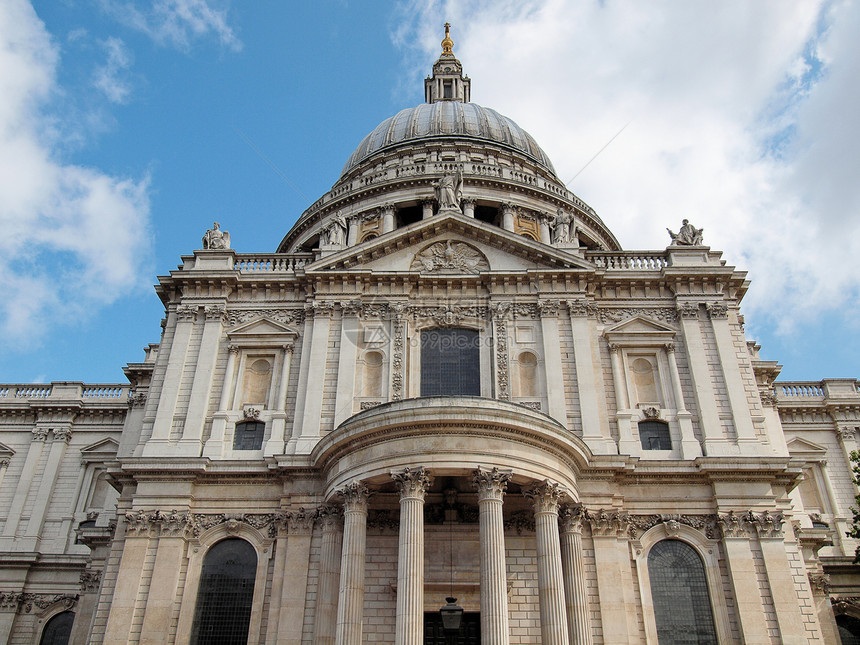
[{"left": 1, "top": 28, "right": 860, "bottom": 645}]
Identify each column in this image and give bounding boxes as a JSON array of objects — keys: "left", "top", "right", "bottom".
[
  {"left": 204, "top": 345, "right": 239, "bottom": 457},
  {"left": 665, "top": 343, "right": 702, "bottom": 458},
  {"left": 313, "top": 506, "right": 344, "bottom": 645},
  {"left": 296, "top": 302, "right": 333, "bottom": 452},
  {"left": 568, "top": 303, "right": 613, "bottom": 453},
  {"left": 538, "top": 214, "right": 551, "bottom": 244},
  {"left": 501, "top": 204, "right": 515, "bottom": 232},
  {"left": 707, "top": 303, "right": 758, "bottom": 452},
  {"left": 473, "top": 467, "right": 512, "bottom": 645},
  {"left": 265, "top": 343, "right": 295, "bottom": 455},
  {"left": 146, "top": 305, "right": 196, "bottom": 452},
  {"left": 381, "top": 204, "right": 395, "bottom": 234},
  {"left": 524, "top": 480, "right": 569, "bottom": 645},
  {"left": 608, "top": 344, "right": 637, "bottom": 455},
  {"left": 334, "top": 303, "right": 360, "bottom": 427},
  {"left": 717, "top": 512, "right": 771, "bottom": 643},
  {"left": 462, "top": 198, "right": 476, "bottom": 219},
  {"left": 676, "top": 303, "right": 728, "bottom": 455},
  {"left": 392, "top": 467, "right": 433, "bottom": 645},
  {"left": 559, "top": 506, "right": 592, "bottom": 645},
  {"left": 24, "top": 425, "right": 73, "bottom": 544},
  {"left": 179, "top": 304, "right": 225, "bottom": 455},
  {"left": 2, "top": 428, "right": 47, "bottom": 541},
  {"left": 335, "top": 481, "right": 371, "bottom": 645},
  {"left": 422, "top": 198, "right": 435, "bottom": 220},
  {"left": 346, "top": 215, "right": 359, "bottom": 246},
  {"left": 277, "top": 511, "right": 314, "bottom": 645},
  {"left": 539, "top": 301, "right": 568, "bottom": 424}
]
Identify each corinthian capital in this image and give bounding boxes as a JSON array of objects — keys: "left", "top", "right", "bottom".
[
  {"left": 523, "top": 479, "right": 565, "bottom": 514},
  {"left": 472, "top": 466, "right": 513, "bottom": 501},
  {"left": 391, "top": 466, "right": 433, "bottom": 501},
  {"left": 559, "top": 504, "right": 587, "bottom": 534},
  {"left": 335, "top": 481, "right": 372, "bottom": 511}
]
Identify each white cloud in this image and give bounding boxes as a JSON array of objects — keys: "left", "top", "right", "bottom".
[
  {"left": 93, "top": 36, "right": 133, "bottom": 104},
  {"left": 392, "top": 0, "right": 860, "bottom": 341},
  {"left": 100, "top": 0, "right": 242, "bottom": 52},
  {"left": 0, "top": 0, "right": 152, "bottom": 349}
]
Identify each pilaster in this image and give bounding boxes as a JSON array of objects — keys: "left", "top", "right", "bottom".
[
  {"left": 203, "top": 344, "right": 239, "bottom": 457},
  {"left": 296, "top": 302, "right": 333, "bottom": 452},
  {"left": 265, "top": 343, "right": 295, "bottom": 455},
  {"left": 334, "top": 302, "right": 360, "bottom": 427},
  {"left": 539, "top": 301, "right": 568, "bottom": 424},
  {"left": 276, "top": 510, "right": 315, "bottom": 645},
  {"left": 665, "top": 342, "right": 702, "bottom": 458},
  {"left": 587, "top": 510, "right": 638, "bottom": 642},
  {"left": 1, "top": 428, "right": 48, "bottom": 543},
  {"left": 23, "top": 424, "right": 73, "bottom": 548}
]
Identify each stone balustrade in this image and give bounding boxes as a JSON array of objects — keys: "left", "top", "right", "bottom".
[
  {"left": 588, "top": 252, "right": 669, "bottom": 270},
  {"left": 234, "top": 254, "right": 314, "bottom": 273},
  {"left": 0, "top": 383, "right": 130, "bottom": 401},
  {"left": 776, "top": 379, "right": 860, "bottom": 400}
]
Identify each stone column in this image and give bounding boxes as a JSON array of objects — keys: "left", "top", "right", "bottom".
[
  {"left": 265, "top": 343, "right": 295, "bottom": 455},
  {"left": 346, "top": 215, "right": 359, "bottom": 246},
  {"left": 462, "top": 198, "right": 476, "bottom": 219},
  {"left": 391, "top": 467, "right": 433, "bottom": 645},
  {"left": 501, "top": 204, "right": 515, "bottom": 232},
  {"left": 147, "top": 304, "right": 196, "bottom": 452},
  {"left": 422, "top": 198, "right": 435, "bottom": 220},
  {"left": 559, "top": 506, "right": 592, "bottom": 645},
  {"left": 179, "top": 304, "right": 225, "bottom": 455},
  {"left": 707, "top": 303, "right": 758, "bottom": 452},
  {"left": 381, "top": 204, "right": 395, "bottom": 234},
  {"left": 524, "top": 480, "right": 569, "bottom": 645},
  {"left": 538, "top": 214, "right": 551, "bottom": 244},
  {"left": 335, "top": 481, "right": 371, "bottom": 645},
  {"left": 665, "top": 343, "right": 702, "bottom": 458},
  {"left": 277, "top": 510, "right": 315, "bottom": 645},
  {"left": 204, "top": 345, "right": 239, "bottom": 457},
  {"left": 313, "top": 506, "right": 344, "bottom": 645},
  {"left": 473, "top": 467, "right": 512, "bottom": 645}
]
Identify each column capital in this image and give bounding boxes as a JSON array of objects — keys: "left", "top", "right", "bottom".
[
  {"left": 315, "top": 504, "right": 344, "bottom": 532},
  {"left": 176, "top": 304, "right": 197, "bottom": 321},
  {"left": 838, "top": 426, "right": 857, "bottom": 445},
  {"left": 538, "top": 299, "right": 561, "bottom": 318},
  {"left": 391, "top": 466, "right": 433, "bottom": 501},
  {"left": 204, "top": 304, "right": 226, "bottom": 321},
  {"left": 524, "top": 479, "right": 565, "bottom": 514},
  {"left": 706, "top": 302, "right": 728, "bottom": 319},
  {"left": 676, "top": 302, "right": 700, "bottom": 319},
  {"left": 281, "top": 343, "right": 295, "bottom": 354},
  {"left": 0, "top": 458, "right": 10, "bottom": 468},
  {"left": 472, "top": 467, "right": 513, "bottom": 501},
  {"left": 52, "top": 427, "right": 73, "bottom": 443},
  {"left": 335, "top": 481, "right": 372, "bottom": 511},
  {"left": 559, "top": 504, "right": 587, "bottom": 534},
  {"left": 31, "top": 427, "right": 49, "bottom": 442}
]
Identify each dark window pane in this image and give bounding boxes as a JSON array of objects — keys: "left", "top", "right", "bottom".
[
  {"left": 421, "top": 328, "right": 480, "bottom": 396},
  {"left": 838, "top": 615, "right": 860, "bottom": 644},
  {"left": 190, "top": 538, "right": 257, "bottom": 645},
  {"left": 648, "top": 540, "right": 718, "bottom": 645},
  {"left": 424, "top": 612, "right": 481, "bottom": 644},
  {"left": 640, "top": 420, "right": 671, "bottom": 450},
  {"left": 39, "top": 611, "right": 75, "bottom": 645},
  {"left": 233, "top": 420, "right": 265, "bottom": 450}
]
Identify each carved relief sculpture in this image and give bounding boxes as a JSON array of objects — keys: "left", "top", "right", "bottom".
[{"left": 410, "top": 240, "right": 489, "bottom": 274}]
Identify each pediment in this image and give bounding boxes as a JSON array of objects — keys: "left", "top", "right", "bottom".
[
  {"left": 80, "top": 438, "right": 119, "bottom": 463},
  {"left": 785, "top": 436, "right": 828, "bottom": 455},
  {"left": 227, "top": 317, "right": 297, "bottom": 337},
  {"left": 0, "top": 441, "right": 14, "bottom": 458},
  {"left": 604, "top": 315, "right": 677, "bottom": 346},
  {"left": 305, "top": 212, "right": 594, "bottom": 275}
]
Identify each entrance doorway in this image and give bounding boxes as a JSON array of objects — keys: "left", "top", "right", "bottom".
[{"left": 424, "top": 612, "right": 480, "bottom": 644}]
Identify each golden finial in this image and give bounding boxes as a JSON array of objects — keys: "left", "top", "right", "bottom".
[{"left": 441, "top": 22, "right": 454, "bottom": 55}]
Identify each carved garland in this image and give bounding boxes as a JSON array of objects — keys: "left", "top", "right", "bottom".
[
  {"left": 390, "top": 305, "right": 405, "bottom": 401},
  {"left": 0, "top": 593, "right": 76, "bottom": 614},
  {"left": 226, "top": 308, "right": 305, "bottom": 328},
  {"left": 123, "top": 508, "right": 327, "bottom": 540},
  {"left": 493, "top": 304, "right": 511, "bottom": 400}
]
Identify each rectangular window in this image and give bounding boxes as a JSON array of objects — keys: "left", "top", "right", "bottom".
[
  {"left": 233, "top": 421, "right": 265, "bottom": 450},
  {"left": 421, "top": 328, "right": 480, "bottom": 396},
  {"left": 443, "top": 82, "right": 453, "bottom": 99}
]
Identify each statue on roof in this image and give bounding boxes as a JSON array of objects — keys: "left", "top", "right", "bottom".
[
  {"left": 435, "top": 170, "right": 463, "bottom": 213},
  {"left": 202, "top": 222, "right": 230, "bottom": 250},
  {"left": 667, "top": 219, "right": 703, "bottom": 246},
  {"left": 552, "top": 209, "right": 573, "bottom": 245},
  {"left": 324, "top": 214, "right": 348, "bottom": 246}
]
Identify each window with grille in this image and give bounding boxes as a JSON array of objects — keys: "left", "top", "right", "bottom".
[
  {"left": 648, "top": 540, "right": 718, "bottom": 644},
  {"left": 39, "top": 611, "right": 75, "bottom": 645},
  {"left": 190, "top": 538, "right": 257, "bottom": 645},
  {"left": 639, "top": 420, "right": 671, "bottom": 450},
  {"left": 233, "top": 420, "right": 265, "bottom": 450},
  {"left": 421, "top": 328, "right": 481, "bottom": 396}
]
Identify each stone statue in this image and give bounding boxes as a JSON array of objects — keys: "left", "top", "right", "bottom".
[
  {"left": 202, "top": 222, "right": 230, "bottom": 250},
  {"left": 667, "top": 219, "right": 703, "bottom": 246},
  {"left": 552, "top": 209, "right": 572, "bottom": 244},
  {"left": 434, "top": 170, "right": 463, "bottom": 212},
  {"left": 325, "top": 214, "right": 347, "bottom": 246}
]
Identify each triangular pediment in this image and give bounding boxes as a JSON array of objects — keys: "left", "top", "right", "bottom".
[
  {"left": 603, "top": 315, "right": 677, "bottom": 346},
  {"left": 785, "top": 436, "right": 827, "bottom": 455},
  {"left": 604, "top": 316, "right": 676, "bottom": 334},
  {"left": 305, "top": 212, "right": 595, "bottom": 274},
  {"left": 80, "top": 438, "right": 119, "bottom": 463},
  {"left": 227, "top": 317, "right": 297, "bottom": 337},
  {"left": 0, "top": 441, "right": 14, "bottom": 458}
]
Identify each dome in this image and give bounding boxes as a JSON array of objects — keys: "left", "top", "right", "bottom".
[{"left": 340, "top": 102, "right": 557, "bottom": 178}]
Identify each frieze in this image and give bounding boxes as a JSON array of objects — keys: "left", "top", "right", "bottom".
[
  {"left": 408, "top": 305, "right": 489, "bottom": 326},
  {"left": 360, "top": 401, "right": 383, "bottom": 410},
  {"left": 124, "top": 509, "right": 286, "bottom": 539},
  {"left": 411, "top": 241, "right": 489, "bottom": 275},
  {"left": 596, "top": 307, "right": 679, "bottom": 324},
  {"left": 226, "top": 308, "right": 305, "bottom": 328},
  {"left": 424, "top": 501, "right": 479, "bottom": 525},
  {"left": 340, "top": 300, "right": 363, "bottom": 317},
  {"left": 833, "top": 597, "right": 860, "bottom": 615},
  {"left": 360, "top": 302, "right": 390, "bottom": 319},
  {"left": 518, "top": 401, "right": 542, "bottom": 411},
  {"left": 511, "top": 303, "right": 539, "bottom": 319},
  {"left": 586, "top": 509, "right": 631, "bottom": 537},
  {"left": 4, "top": 593, "right": 77, "bottom": 614},
  {"left": 717, "top": 510, "right": 785, "bottom": 539}
]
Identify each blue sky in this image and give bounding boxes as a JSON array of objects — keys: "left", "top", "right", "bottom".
[{"left": 1, "top": 1, "right": 858, "bottom": 384}]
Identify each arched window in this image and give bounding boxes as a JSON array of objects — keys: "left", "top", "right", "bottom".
[
  {"left": 421, "top": 328, "right": 480, "bottom": 396},
  {"left": 39, "top": 611, "right": 75, "bottom": 645},
  {"left": 233, "top": 420, "right": 265, "bottom": 450},
  {"left": 640, "top": 420, "right": 671, "bottom": 450},
  {"left": 190, "top": 538, "right": 257, "bottom": 645},
  {"left": 648, "top": 540, "right": 717, "bottom": 644}
]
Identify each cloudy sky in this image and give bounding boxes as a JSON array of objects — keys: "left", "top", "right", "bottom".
[{"left": 1, "top": 0, "right": 857, "bottom": 383}]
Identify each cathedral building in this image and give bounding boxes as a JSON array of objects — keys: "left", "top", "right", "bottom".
[{"left": 1, "top": 25, "right": 860, "bottom": 645}]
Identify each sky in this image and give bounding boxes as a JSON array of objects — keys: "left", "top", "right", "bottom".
[{"left": 0, "top": 0, "right": 858, "bottom": 384}]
